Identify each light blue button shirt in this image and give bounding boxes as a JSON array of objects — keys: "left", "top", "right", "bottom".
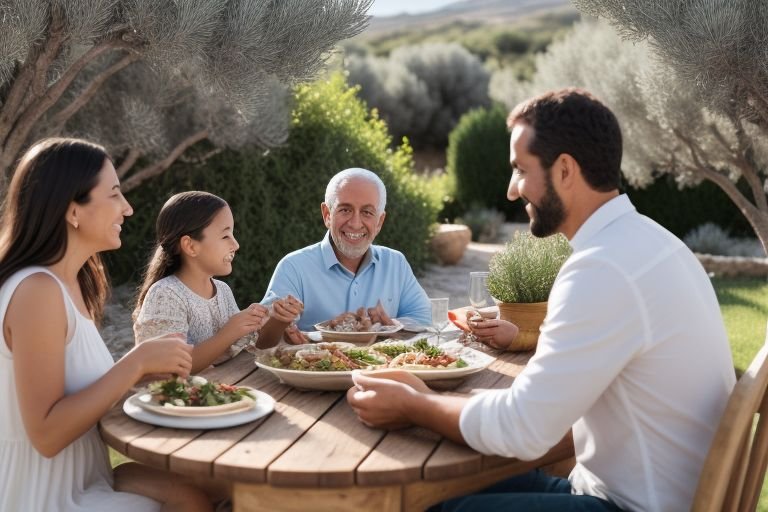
[{"left": 261, "top": 232, "right": 431, "bottom": 331}]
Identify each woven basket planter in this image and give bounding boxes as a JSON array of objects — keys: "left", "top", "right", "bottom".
[{"left": 497, "top": 301, "right": 547, "bottom": 351}]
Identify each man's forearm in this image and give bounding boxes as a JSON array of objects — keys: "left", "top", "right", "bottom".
[{"left": 406, "top": 392, "right": 470, "bottom": 445}]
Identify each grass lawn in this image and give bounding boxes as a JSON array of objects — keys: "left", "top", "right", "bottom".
[
  {"left": 109, "top": 276, "right": 768, "bottom": 507},
  {"left": 109, "top": 447, "right": 129, "bottom": 468},
  {"left": 712, "top": 277, "right": 768, "bottom": 511}
]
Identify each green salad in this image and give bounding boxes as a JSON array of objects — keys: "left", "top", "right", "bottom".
[{"left": 147, "top": 376, "right": 254, "bottom": 407}]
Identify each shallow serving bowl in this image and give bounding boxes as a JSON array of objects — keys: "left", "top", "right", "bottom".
[{"left": 313, "top": 318, "right": 404, "bottom": 345}]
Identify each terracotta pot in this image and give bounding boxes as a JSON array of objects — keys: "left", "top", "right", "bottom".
[
  {"left": 497, "top": 301, "right": 547, "bottom": 351},
  {"left": 430, "top": 224, "right": 471, "bottom": 265}
]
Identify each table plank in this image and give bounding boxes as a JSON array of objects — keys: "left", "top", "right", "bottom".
[
  {"left": 424, "top": 439, "right": 482, "bottom": 481},
  {"left": 356, "top": 426, "right": 441, "bottom": 486},
  {"left": 99, "top": 401, "right": 157, "bottom": 454},
  {"left": 127, "top": 427, "right": 203, "bottom": 469},
  {"left": 204, "top": 351, "right": 259, "bottom": 382},
  {"left": 266, "top": 398, "right": 386, "bottom": 487},
  {"left": 169, "top": 367, "right": 294, "bottom": 476},
  {"left": 214, "top": 390, "right": 341, "bottom": 483}
]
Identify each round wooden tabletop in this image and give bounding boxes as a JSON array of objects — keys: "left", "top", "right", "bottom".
[{"left": 100, "top": 336, "right": 572, "bottom": 511}]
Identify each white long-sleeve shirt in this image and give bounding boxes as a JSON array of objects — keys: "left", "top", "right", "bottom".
[{"left": 459, "top": 194, "right": 735, "bottom": 511}]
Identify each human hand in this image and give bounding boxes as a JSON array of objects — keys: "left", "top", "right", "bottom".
[
  {"left": 223, "top": 304, "right": 269, "bottom": 340},
  {"left": 346, "top": 370, "right": 429, "bottom": 429},
  {"left": 466, "top": 316, "right": 519, "bottom": 350},
  {"left": 367, "top": 300, "right": 393, "bottom": 326},
  {"left": 129, "top": 332, "right": 193, "bottom": 378},
  {"left": 270, "top": 295, "right": 304, "bottom": 323},
  {"left": 283, "top": 324, "right": 310, "bottom": 345}
]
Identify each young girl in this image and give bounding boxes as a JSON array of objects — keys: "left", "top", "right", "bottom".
[
  {"left": 0, "top": 138, "right": 211, "bottom": 511},
  {"left": 133, "top": 191, "right": 302, "bottom": 374}
]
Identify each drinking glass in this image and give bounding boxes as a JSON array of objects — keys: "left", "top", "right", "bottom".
[
  {"left": 468, "top": 271, "right": 494, "bottom": 310},
  {"left": 429, "top": 297, "right": 450, "bottom": 344}
]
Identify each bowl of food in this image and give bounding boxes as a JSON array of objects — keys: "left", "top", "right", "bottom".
[
  {"left": 254, "top": 339, "right": 493, "bottom": 391},
  {"left": 314, "top": 308, "right": 403, "bottom": 344}
]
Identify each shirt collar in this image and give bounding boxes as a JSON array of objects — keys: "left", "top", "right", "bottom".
[
  {"left": 569, "top": 194, "right": 635, "bottom": 251},
  {"left": 320, "top": 231, "right": 380, "bottom": 273}
]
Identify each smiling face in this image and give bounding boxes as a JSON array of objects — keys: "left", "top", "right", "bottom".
[
  {"left": 507, "top": 122, "right": 566, "bottom": 238},
  {"left": 72, "top": 159, "right": 133, "bottom": 252},
  {"left": 186, "top": 206, "right": 239, "bottom": 277},
  {"left": 321, "top": 177, "right": 386, "bottom": 271}
]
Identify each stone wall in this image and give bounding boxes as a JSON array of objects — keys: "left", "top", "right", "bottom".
[{"left": 696, "top": 253, "right": 768, "bottom": 278}]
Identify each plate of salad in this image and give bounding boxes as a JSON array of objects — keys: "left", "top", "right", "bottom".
[
  {"left": 254, "top": 339, "right": 493, "bottom": 391},
  {"left": 132, "top": 376, "right": 257, "bottom": 417},
  {"left": 123, "top": 376, "right": 275, "bottom": 429}
]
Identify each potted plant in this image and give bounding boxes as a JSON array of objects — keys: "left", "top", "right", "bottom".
[{"left": 487, "top": 231, "right": 571, "bottom": 351}]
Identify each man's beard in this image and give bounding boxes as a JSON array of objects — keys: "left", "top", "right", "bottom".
[
  {"left": 528, "top": 176, "right": 565, "bottom": 238},
  {"left": 331, "top": 230, "right": 371, "bottom": 260}
]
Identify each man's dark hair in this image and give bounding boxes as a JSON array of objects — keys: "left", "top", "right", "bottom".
[{"left": 507, "top": 88, "right": 622, "bottom": 192}]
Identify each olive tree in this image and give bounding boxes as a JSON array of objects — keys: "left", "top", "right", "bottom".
[
  {"left": 570, "top": 0, "right": 768, "bottom": 252},
  {"left": 0, "top": 0, "right": 371, "bottom": 192},
  {"left": 492, "top": 14, "right": 768, "bottom": 254},
  {"left": 346, "top": 42, "right": 490, "bottom": 148}
]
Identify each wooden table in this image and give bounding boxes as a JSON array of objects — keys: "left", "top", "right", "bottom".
[{"left": 100, "top": 330, "right": 574, "bottom": 511}]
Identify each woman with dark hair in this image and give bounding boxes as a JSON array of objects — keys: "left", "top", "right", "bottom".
[
  {"left": 133, "top": 191, "right": 301, "bottom": 374},
  {"left": 0, "top": 138, "right": 212, "bottom": 511}
]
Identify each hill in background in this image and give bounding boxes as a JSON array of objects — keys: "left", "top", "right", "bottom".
[{"left": 365, "top": 0, "right": 573, "bottom": 36}]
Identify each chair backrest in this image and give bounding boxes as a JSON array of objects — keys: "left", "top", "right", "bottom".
[{"left": 692, "top": 341, "right": 768, "bottom": 512}]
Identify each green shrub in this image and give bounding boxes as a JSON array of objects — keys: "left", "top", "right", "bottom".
[
  {"left": 107, "top": 74, "right": 438, "bottom": 304},
  {"left": 456, "top": 205, "right": 505, "bottom": 242},
  {"left": 625, "top": 175, "right": 752, "bottom": 239},
  {"left": 447, "top": 105, "right": 527, "bottom": 221},
  {"left": 487, "top": 232, "right": 571, "bottom": 303}
]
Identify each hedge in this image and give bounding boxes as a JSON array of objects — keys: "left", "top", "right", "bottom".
[{"left": 446, "top": 105, "right": 527, "bottom": 221}]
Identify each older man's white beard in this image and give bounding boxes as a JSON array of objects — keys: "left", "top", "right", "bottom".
[{"left": 331, "top": 231, "right": 371, "bottom": 261}]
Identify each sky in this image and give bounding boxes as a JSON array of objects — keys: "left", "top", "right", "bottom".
[{"left": 368, "top": 0, "right": 459, "bottom": 17}]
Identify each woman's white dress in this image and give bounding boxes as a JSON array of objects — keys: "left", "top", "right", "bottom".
[{"left": 0, "top": 267, "right": 161, "bottom": 511}]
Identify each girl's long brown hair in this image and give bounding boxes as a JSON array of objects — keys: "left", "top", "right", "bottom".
[
  {"left": 133, "top": 191, "right": 227, "bottom": 320},
  {"left": 0, "top": 138, "right": 111, "bottom": 323}
]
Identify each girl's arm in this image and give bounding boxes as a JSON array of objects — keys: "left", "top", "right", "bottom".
[
  {"left": 255, "top": 296, "right": 305, "bottom": 348},
  {"left": 188, "top": 304, "right": 267, "bottom": 373},
  {"left": 8, "top": 274, "right": 192, "bottom": 458}
]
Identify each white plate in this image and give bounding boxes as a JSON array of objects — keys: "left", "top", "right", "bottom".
[
  {"left": 254, "top": 342, "right": 494, "bottom": 391},
  {"left": 133, "top": 387, "right": 257, "bottom": 417},
  {"left": 397, "top": 318, "right": 430, "bottom": 333},
  {"left": 123, "top": 389, "right": 275, "bottom": 429},
  {"left": 313, "top": 319, "right": 404, "bottom": 344}
]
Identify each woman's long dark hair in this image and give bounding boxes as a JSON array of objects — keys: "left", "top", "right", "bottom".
[
  {"left": 0, "top": 138, "right": 111, "bottom": 323},
  {"left": 133, "top": 191, "right": 227, "bottom": 320}
]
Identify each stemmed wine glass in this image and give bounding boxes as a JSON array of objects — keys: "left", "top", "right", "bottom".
[
  {"left": 468, "top": 271, "right": 494, "bottom": 311},
  {"left": 465, "top": 272, "right": 499, "bottom": 352},
  {"left": 429, "top": 297, "right": 450, "bottom": 344}
]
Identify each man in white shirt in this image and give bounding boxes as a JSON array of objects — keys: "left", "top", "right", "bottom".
[{"left": 347, "top": 88, "right": 736, "bottom": 511}]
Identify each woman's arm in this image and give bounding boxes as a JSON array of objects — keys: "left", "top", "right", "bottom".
[{"left": 8, "top": 274, "right": 192, "bottom": 458}]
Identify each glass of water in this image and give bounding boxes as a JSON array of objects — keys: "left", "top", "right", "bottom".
[
  {"left": 429, "top": 297, "right": 450, "bottom": 344},
  {"left": 468, "top": 271, "right": 493, "bottom": 310}
]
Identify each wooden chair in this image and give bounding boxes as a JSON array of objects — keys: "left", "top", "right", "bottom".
[{"left": 692, "top": 341, "right": 768, "bottom": 511}]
